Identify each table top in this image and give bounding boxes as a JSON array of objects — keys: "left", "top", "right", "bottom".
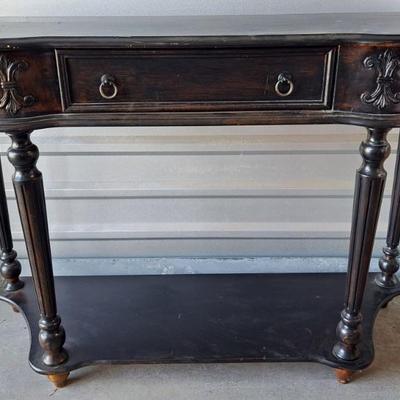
[
  {"left": 0, "top": 12, "right": 399, "bottom": 131},
  {"left": 0, "top": 13, "right": 400, "bottom": 39}
]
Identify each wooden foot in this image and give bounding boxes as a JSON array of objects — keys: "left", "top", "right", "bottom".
[
  {"left": 335, "top": 368, "right": 354, "bottom": 384},
  {"left": 48, "top": 373, "right": 69, "bottom": 388}
]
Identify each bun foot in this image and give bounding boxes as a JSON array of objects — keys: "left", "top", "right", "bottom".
[
  {"left": 335, "top": 368, "right": 354, "bottom": 384},
  {"left": 48, "top": 372, "right": 69, "bottom": 388}
]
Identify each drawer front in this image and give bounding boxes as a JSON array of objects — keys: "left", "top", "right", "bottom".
[{"left": 56, "top": 48, "right": 335, "bottom": 113}]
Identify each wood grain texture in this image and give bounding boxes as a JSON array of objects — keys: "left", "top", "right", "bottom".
[
  {"left": 0, "top": 156, "right": 22, "bottom": 291},
  {"left": 0, "top": 14, "right": 399, "bottom": 382},
  {"left": 56, "top": 48, "right": 334, "bottom": 112},
  {"left": 0, "top": 50, "right": 61, "bottom": 118},
  {"left": 0, "top": 16, "right": 399, "bottom": 128},
  {"left": 7, "top": 131, "right": 67, "bottom": 366},
  {"left": 0, "top": 273, "right": 399, "bottom": 374},
  {"left": 333, "top": 128, "right": 391, "bottom": 361}
]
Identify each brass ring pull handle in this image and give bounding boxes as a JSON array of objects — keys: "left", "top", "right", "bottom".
[
  {"left": 99, "top": 74, "right": 118, "bottom": 99},
  {"left": 274, "top": 72, "right": 294, "bottom": 97}
]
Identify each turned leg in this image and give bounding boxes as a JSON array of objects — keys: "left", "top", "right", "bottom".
[
  {"left": 376, "top": 130, "right": 400, "bottom": 288},
  {"left": 0, "top": 155, "right": 23, "bottom": 291},
  {"left": 7, "top": 130, "right": 68, "bottom": 366},
  {"left": 48, "top": 373, "right": 69, "bottom": 388},
  {"left": 333, "top": 127, "right": 391, "bottom": 361},
  {"left": 335, "top": 368, "right": 355, "bottom": 384}
]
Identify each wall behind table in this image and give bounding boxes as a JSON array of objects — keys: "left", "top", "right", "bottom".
[
  {"left": 0, "top": 125, "right": 396, "bottom": 259},
  {"left": 1, "top": 0, "right": 400, "bottom": 16}
]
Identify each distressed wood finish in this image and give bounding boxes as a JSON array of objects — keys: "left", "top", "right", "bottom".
[
  {"left": 333, "top": 127, "right": 391, "bottom": 361},
  {"left": 1, "top": 42, "right": 400, "bottom": 129},
  {"left": 377, "top": 130, "right": 400, "bottom": 288},
  {"left": 0, "top": 14, "right": 400, "bottom": 387},
  {"left": 0, "top": 156, "right": 23, "bottom": 291},
  {"left": 7, "top": 130, "right": 68, "bottom": 367},
  {"left": 1, "top": 274, "right": 399, "bottom": 375},
  {"left": 55, "top": 47, "right": 334, "bottom": 112}
]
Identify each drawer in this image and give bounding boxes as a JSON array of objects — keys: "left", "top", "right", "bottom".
[{"left": 56, "top": 48, "right": 335, "bottom": 113}]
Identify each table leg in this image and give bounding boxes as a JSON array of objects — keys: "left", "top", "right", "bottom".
[
  {"left": 376, "top": 130, "right": 400, "bottom": 288},
  {"left": 7, "top": 130, "right": 68, "bottom": 366},
  {"left": 333, "top": 127, "right": 390, "bottom": 361},
  {"left": 0, "top": 155, "right": 23, "bottom": 291}
]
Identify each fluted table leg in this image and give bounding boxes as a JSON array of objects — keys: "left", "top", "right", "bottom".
[
  {"left": 333, "top": 127, "right": 390, "bottom": 361},
  {"left": 0, "top": 154, "right": 23, "bottom": 291},
  {"left": 7, "top": 130, "right": 68, "bottom": 366},
  {"left": 376, "top": 130, "right": 400, "bottom": 288}
]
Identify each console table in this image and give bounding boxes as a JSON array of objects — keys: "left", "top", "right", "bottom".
[{"left": 1, "top": 13, "right": 400, "bottom": 388}]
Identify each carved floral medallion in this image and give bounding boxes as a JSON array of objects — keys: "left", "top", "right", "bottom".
[
  {"left": 0, "top": 55, "right": 35, "bottom": 116},
  {"left": 361, "top": 49, "right": 400, "bottom": 110}
]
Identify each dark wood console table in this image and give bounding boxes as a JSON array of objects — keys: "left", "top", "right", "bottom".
[{"left": 1, "top": 13, "right": 400, "bottom": 388}]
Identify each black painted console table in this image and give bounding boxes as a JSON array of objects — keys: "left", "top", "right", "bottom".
[{"left": 1, "top": 13, "right": 400, "bottom": 388}]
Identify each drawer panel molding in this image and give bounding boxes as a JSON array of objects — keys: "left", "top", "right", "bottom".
[{"left": 55, "top": 48, "right": 336, "bottom": 113}]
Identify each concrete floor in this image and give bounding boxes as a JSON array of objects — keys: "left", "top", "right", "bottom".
[{"left": 1, "top": 297, "right": 399, "bottom": 400}]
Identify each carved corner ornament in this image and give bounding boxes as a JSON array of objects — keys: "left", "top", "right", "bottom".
[
  {"left": 361, "top": 49, "right": 400, "bottom": 110},
  {"left": 0, "top": 55, "right": 35, "bottom": 116}
]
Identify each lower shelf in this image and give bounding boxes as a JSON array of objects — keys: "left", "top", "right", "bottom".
[{"left": 1, "top": 272, "right": 399, "bottom": 375}]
